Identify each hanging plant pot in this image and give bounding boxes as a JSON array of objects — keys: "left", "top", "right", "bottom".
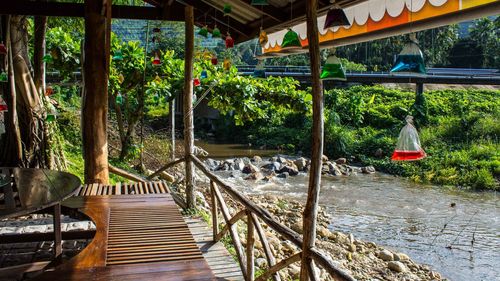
[
  {"left": 391, "top": 116, "right": 426, "bottom": 161},
  {"left": 211, "top": 55, "right": 218, "bottom": 66},
  {"left": 45, "top": 87, "right": 54, "bottom": 96},
  {"left": 0, "top": 71, "right": 7, "bottom": 83},
  {"left": 324, "top": 6, "right": 350, "bottom": 29},
  {"left": 193, "top": 78, "right": 201, "bottom": 87},
  {"left": 281, "top": 29, "right": 302, "bottom": 50},
  {"left": 0, "top": 97, "right": 8, "bottom": 112},
  {"left": 46, "top": 103, "right": 58, "bottom": 122},
  {"left": 320, "top": 55, "right": 347, "bottom": 81},
  {"left": 42, "top": 54, "right": 53, "bottom": 63},
  {"left": 225, "top": 34, "right": 234, "bottom": 49},
  {"left": 259, "top": 28, "right": 268, "bottom": 46},
  {"left": 154, "top": 74, "right": 162, "bottom": 83},
  {"left": 0, "top": 42, "right": 7, "bottom": 55},
  {"left": 113, "top": 50, "right": 123, "bottom": 61},
  {"left": 223, "top": 58, "right": 231, "bottom": 71},
  {"left": 116, "top": 92, "right": 123, "bottom": 106},
  {"left": 212, "top": 26, "right": 221, "bottom": 38},
  {"left": 390, "top": 40, "right": 426, "bottom": 76},
  {"left": 223, "top": 3, "right": 232, "bottom": 14},
  {"left": 200, "top": 70, "right": 208, "bottom": 79},
  {"left": 251, "top": 0, "right": 268, "bottom": 5},
  {"left": 118, "top": 74, "right": 125, "bottom": 84},
  {"left": 152, "top": 52, "right": 161, "bottom": 66},
  {"left": 198, "top": 25, "right": 209, "bottom": 38}
]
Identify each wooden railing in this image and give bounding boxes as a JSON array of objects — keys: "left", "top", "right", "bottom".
[{"left": 150, "top": 155, "right": 355, "bottom": 281}]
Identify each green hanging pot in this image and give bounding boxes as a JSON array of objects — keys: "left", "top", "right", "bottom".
[
  {"left": 42, "top": 54, "right": 53, "bottom": 63},
  {"left": 320, "top": 55, "right": 347, "bottom": 81},
  {"left": 223, "top": 3, "right": 232, "bottom": 14},
  {"left": 116, "top": 92, "right": 123, "bottom": 106},
  {"left": 113, "top": 50, "right": 123, "bottom": 61},
  {"left": 281, "top": 29, "right": 302, "bottom": 50},
  {"left": 251, "top": 0, "right": 268, "bottom": 5},
  {"left": 46, "top": 103, "right": 58, "bottom": 122},
  {"left": 198, "top": 26, "right": 209, "bottom": 38},
  {"left": 0, "top": 71, "right": 7, "bottom": 83},
  {"left": 212, "top": 27, "right": 221, "bottom": 38},
  {"left": 390, "top": 41, "right": 427, "bottom": 76}
]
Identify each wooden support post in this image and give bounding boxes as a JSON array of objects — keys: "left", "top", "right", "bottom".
[
  {"left": 183, "top": 5, "right": 195, "bottom": 209},
  {"left": 210, "top": 181, "right": 219, "bottom": 241},
  {"left": 82, "top": 0, "right": 111, "bottom": 184},
  {"left": 53, "top": 203, "right": 62, "bottom": 258},
  {"left": 246, "top": 210, "right": 255, "bottom": 281},
  {"left": 301, "top": 0, "right": 323, "bottom": 280},
  {"left": 170, "top": 99, "right": 175, "bottom": 161}
]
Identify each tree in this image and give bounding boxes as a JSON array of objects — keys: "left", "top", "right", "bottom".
[
  {"left": 448, "top": 38, "right": 484, "bottom": 68},
  {"left": 468, "top": 17, "right": 499, "bottom": 69}
]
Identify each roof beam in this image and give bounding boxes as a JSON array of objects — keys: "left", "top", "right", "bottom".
[{"left": 0, "top": 1, "right": 185, "bottom": 21}]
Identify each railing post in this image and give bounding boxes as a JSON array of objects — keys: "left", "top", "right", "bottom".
[
  {"left": 246, "top": 210, "right": 255, "bottom": 281},
  {"left": 210, "top": 180, "right": 218, "bottom": 241}
]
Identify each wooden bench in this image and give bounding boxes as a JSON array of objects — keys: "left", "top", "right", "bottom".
[{"left": 36, "top": 189, "right": 216, "bottom": 280}]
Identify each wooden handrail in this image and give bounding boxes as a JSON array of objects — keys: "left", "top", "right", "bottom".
[
  {"left": 146, "top": 158, "right": 185, "bottom": 180},
  {"left": 190, "top": 155, "right": 355, "bottom": 281}
]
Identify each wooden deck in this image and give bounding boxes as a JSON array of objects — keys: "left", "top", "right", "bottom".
[{"left": 38, "top": 181, "right": 242, "bottom": 280}]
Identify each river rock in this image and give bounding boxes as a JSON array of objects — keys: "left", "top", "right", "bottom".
[
  {"left": 276, "top": 156, "right": 287, "bottom": 163},
  {"left": 291, "top": 220, "right": 303, "bottom": 234},
  {"left": 394, "top": 252, "right": 410, "bottom": 261},
  {"left": 378, "top": 249, "right": 394, "bottom": 261},
  {"left": 277, "top": 172, "right": 288, "bottom": 179},
  {"left": 335, "top": 158, "right": 347, "bottom": 164},
  {"left": 242, "top": 163, "right": 259, "bottom": 174},
  {"left": 278, "top": 164, "right": 299, "bottom": 176},
  {"left": 317, "top": 226, "right": 330, "bottom": 238},
  {"left": 388, "top": 261, "right": 407, "bottom": 273},
  {"left": 245, "top": 172, "right": 264, "bottom": 181},
  {"left": 328, "top": 163, "right": 343, "bottom": 176},
  {"left": 361, "top": 165, "right": 376, "bottom": 174},
  {"left": 256, "top": 258, "right": 267, "bottom": 268},
  {"left": 233, "top": 159, "right": 245, "bottom": 170},
  {"left": 252, "top": 156, "right": 262, "bottom": 163},
  {"left": 322, "top": 155, "right": 329, "bottom": 162},
  {"left": 261, "top": 162, "right": 281, "bottom": 172},
  {"left": 294, "top": 157, "right": 307, "bottom": 171}
]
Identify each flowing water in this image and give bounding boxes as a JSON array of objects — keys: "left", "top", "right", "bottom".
[{"left": 197, "top": 142, "right": 500, "bottom": 281}]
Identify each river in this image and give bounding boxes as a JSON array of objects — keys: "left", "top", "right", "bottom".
[{"left": 197, "top": 142, "right": 500, "bottom": 281}]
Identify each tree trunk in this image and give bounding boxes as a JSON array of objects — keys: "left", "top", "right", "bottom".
[
  {"left": 82, "top": 0, "right": 110, "bottom": 184},
  {"left": 301, "top": 0, "right": 323, "bottom": 280},
  {"left": 184, "top": 6, "right": 195, "bottom": 209}
]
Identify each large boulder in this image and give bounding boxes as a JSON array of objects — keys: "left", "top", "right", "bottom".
[
  {"left": 233, "top": 158, "right": 245, "bottom": 171},
  {"left": 321, "top": 155, "right": 329, "bottom": 162},
  {"left": 294, "top": 157, "right": 307, "bottom": 171},
  {"left": 242, "top": 163, "right": 259, "bottom": 174},
  {"left": 261, "top": 162, "right": 281, "bottom": 172},
  {"left": 335, "top": 158, "right": 347, "bottom": 165},
  {"left": 278, "top": 163, "right": 299, "bottom": 176},
  {"left": 252, "top": 155, "right": 262, "bottom": 163},
  {"left": 361, "top": 165, "right": 376, "bottom": 174}
]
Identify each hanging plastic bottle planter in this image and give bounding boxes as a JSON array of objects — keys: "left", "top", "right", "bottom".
[
  {"left": 251, "top": 0, "right": 268, "bottom": 5},
  {"left": 390, "top": 34, "right": 426, "bottom": 76},
  {"left": 281, "top": 29, "right": 302, "bottom": 50},
  {"left": 223, "top": 3, "right": 232, "bottom": 15},
  {"left": 0, "top": 71, "right": 7, "bottom": 83},
  {"left": 391, "top": 116, "right": 426, "bottom": 161},
  {"left": 154, "top": 74, "right": 162, "bottom": 84},
  {"left": 43, "top": 54, "right": 53, "bottom": 63},
  {"left": 46, "top": 103, "right": 58, "bottom": 122},
  {"left": 0, "top": 96, "right": 8, "bottom": 112},
  {"left": 320, "top": 51, "right": 346, "bottom": 81},
  {"left": 152, "top": 51, "right": 161, "bottom": 66},
  {"left": 118, "top": 74, "right": 125, "bottom": 84},
  {"left": 225, "top": 33, "right": 234, "bottom": 49},
  {"left": 0, "top": 42, "right": 7, "bottom": 55},
  {"left": 211, "top": 55, "right": 218, "bottom": 66},
  {"left": 253, "top": 61, "right": 266, "bottom": 79},
  {"left": 324, "top": 3, "right": 350, "bottom": 29},
  {"left": 200, "top": 70, "right": 208, "bottom": 79},
  {"left": 116, "top": 92, "right": 124, "bottom": 106},
  {"left": 45, "top": 87, "right": 54, "bottom": 97},
  {"left": 223, "top": 58, "right": 231, "bottom": 71},
  {"left": 259, "top": 28, "right": 268, "bottom": 46},
  {"left": 113, "top": 50, "right": 123, "bottom": 61},
  {"left": 212, "top": 26, "right": 221, "bottom": 38},
  {"left": 198, "top": 25, "right": 209, "bottom": 38},
  {"left": 193, "top": 78, "right": 201, "bottom": 87}
]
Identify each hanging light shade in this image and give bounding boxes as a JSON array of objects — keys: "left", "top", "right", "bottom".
[
  {"left": 0, "top": 42, "right": 7, "bottom": 55},
  {"left": 118, "top": 74, "right": 125, "bottom": 84},
  {"left": 43, "top": 54, "right": 53, "bottom": 63},
  {"left": 223, "top": 3, "right": 232, "bottom": 14},
  {"left": 253, "top": 61, "right": 266, "bottom": 79},
  {"left": 223, "top": 58, "right": 231, "bottom": 71},
  {"left": 320, "top": 53, "right": 347, "bottom": 81},
  {"left": 259, "top": 28, "right": 268, "bottom": 46},
  {"left": 225, "top": 33, "right": 234, "bottom": 49},
  {"left": 113, "top": 50, "right": 123, "bottom": 61},
  {"left": 0, "top": 71, "right": 7, "bottom": 83},
  {"left": 251, "top": 0, "right": 268, "bottom": 5},
  {"left": 0, "top": 97, "right": 8, "bottom": 111},
  {"left": 390, "top": 34, "right": 426, "bottom": 75},
  {"left": 45, "top": 87, "right": 54, "bottom": 97},
  {"left": 46, "top": 103, "right": 58, "bottom": 122},
  {"left": 154, "top": 74, "right": 162, "bottom": 83},
  {"left": 116, "top": 92, "right": 123, "bottom": 106},
  {"left": 152, "top": 52, "right": 161, "bottom": 66},
  {"left": 211, "top": 55, "right": 218, "bottom": 66},
  {"left": 324, "top": 5, "right": 350, "bottom": 29},
  {"left": 200, "top": 70, "right": 208, "bottom": 79},
  {"left": 281, "top": 29, "right": 302, "bottom": 50},
  {"left": 212, "top": 26, "right": 221, "bottom": 38},
  {"left": 193, "top": 78, "right": 201, "bottom": 87},
  {"left": 198, "top": 25, "right": 209, "bottom": 38}
]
